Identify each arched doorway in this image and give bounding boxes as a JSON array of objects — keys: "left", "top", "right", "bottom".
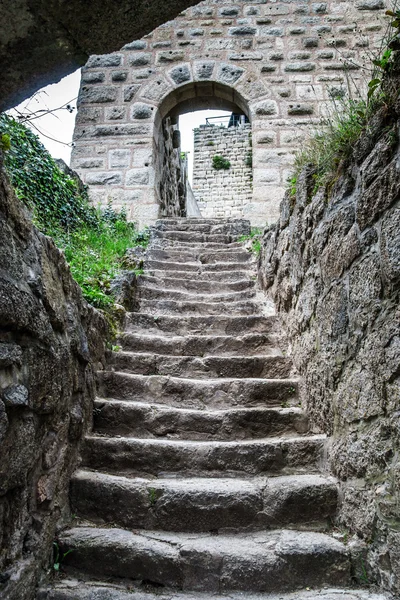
[{"left": 154, "top": 81, "right": 252, "bottom": 221}]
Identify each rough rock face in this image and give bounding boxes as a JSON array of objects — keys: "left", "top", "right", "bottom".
[
  {"left": 0, "top": 0, "right": 198, "bottom": 111},
  {"left": 155, "top": 117, "right": 188, "bottom": 218},
  {"left": 0, "top": 167, "right": 108, "bottom": 600},
  {"left": 260, "top": 102, "right": 400, "bottom": 595}
]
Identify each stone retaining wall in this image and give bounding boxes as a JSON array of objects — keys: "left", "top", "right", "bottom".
[
  {"left": 192, "top": 123, "right": 252, "bottom": 219},
  {"left": 260, "top": 101, "right": 400, "bottom": 595},
  {"left": 0, "top": 168, "right": 108, "bottom": 600}
]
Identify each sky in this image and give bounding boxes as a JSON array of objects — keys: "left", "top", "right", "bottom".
[{"left": 8, "top": 70, "right": 231, "bottom": 183}]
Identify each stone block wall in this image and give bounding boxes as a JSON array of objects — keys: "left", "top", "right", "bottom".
[
  {"left": 259, "top": 101, "right": 400, "bottom": 595},
  {"left": 0, "top": 167, "right": 108, "bottom": 600},
  {"left": 192, "top": 123, "right": 252, "bottom": 219},
  {"left": 71, "top": 0, "right": 389, "bottom": 228}
]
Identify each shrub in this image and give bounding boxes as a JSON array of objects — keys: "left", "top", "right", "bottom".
[{"left": 212, "top": 155, "right": 231, "bottom": 170}]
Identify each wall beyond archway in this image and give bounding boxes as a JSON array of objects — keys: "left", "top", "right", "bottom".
[{"left": 71, "top": 0, "right": 389, "bottom": 227}]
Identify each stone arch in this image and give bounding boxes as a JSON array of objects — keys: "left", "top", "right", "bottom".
[
  {"left": 71, "top": 0, "right": 389, "bottom": 226},
  {"left": 154, "top": 80, "right": 253, "bottom": 220}
]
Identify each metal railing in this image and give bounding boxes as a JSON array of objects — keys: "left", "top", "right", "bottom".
[{"left": 204, "top": 114, "right": 249, "bottom": 127}]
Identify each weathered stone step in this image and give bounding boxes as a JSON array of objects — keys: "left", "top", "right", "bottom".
[
  {"left": 109, "top": 351, "right": 293, "bottom": 379},
  {"left": 152, "top": 230, "right": 247, "bottom": 244},
  {"left": 137, "top": 284, "right": 256, "bottom": 304},
  {"left": 154, "top": 218, "right": 251, "bottom": 236},
  {"left": 147, "top": 248, "right": 253, "bottom": 264},
  {"left": 71, "top": 471, "right": 338, "bottom": 533},
  {"left": 138, "top": 298, "right": 260, "bottom": 316},
  {"left": 159, "top": 240, "right": 245, "bottom": 250},
  {"left": 93, "top": 400, "right": 309, "bottom": 439},
  {"left": 145, "top": 259, "right": 255, "bottom": 273},
  {"left": 82, "top": 434, "right": 325, "bottom": 477},
  {"left": 36, "top": 584, "right": 392, "bottom": 600},
  {"left": 146, "top": 268, "right": 253, "bottom": 281},
  {"left": 118, "top": 331, "right": 279, "bottom": 356},
  {"left": 97, "top": 372, "right": 298, "bottom": 409},
  {"left": 57, "top": 527, "right": 350, "bottom": 592},
  {"left": 138, "top": 274, "right": 255, "bottom": 293},
  {"left": 125, "top": 313, "right": 280, "bottom": 338}
]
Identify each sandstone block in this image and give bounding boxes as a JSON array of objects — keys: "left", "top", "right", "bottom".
[
  {"left": 85, "top": 171, "right": 122, "bottom": 185},
  {"left": 123, "top": 85, "right": 141, "bottom": 102},
  {"left": 81, "top": 71, "right": 105, "bottom": 84},
  {"left": 122, "top": 41, "right": 146, "bottom": 50},
  {"left": 79, "top": 86, "right": 118, "bottom": 104},
  {"left": 130, "top": 103, "right": 154, "bottom": 120},
  {"left": 126, "top": 169, "right": 150, "bottom": 186},
  {"left": 217, "top": 63, "right": 244, "bottom": 84},
  {"left": 105, "top": 106, "right": 126, "bottom": 120},
  {"left": 193, "top": 61, "right": 215, "bottom": 80},
  {"left": 169, "top": 64, "right": 192, "bottom": 85},
  {"left": 86, "top": 54, "right": 123, "bottom": 68},
  {"left": 129, "top": 53, "right": 151, "bottom": 67},
  {"left": 228, "top": 26, "right": 257, "bottom": 35},
  {"left": 109, "top": 150, "right": 131, "bottom": 169}
]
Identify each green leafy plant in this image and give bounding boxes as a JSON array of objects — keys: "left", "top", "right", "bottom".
[
  {"left": 0, "top": 114, "right": 150, "bottom": 310},
  {"left": 0, "top": 133, "right": 11, "bottom": 152},
  {"left": 206, "top": 140, "right": 215, "bottom": 146},
  {"left": 0, "top": 114, "right": 97, "bottom": 232},
  {"left": 289, "top": 175, "right": 297, "bottom": 198},
  {"left": 359, "top": 558, "right": 370, "bottom": 585},
  {"left": 53, "top": 542, "right": 73, "bottom": 571},
  {"left": 290, "top": 97, "right": 369, "bottom": 195},
  {"left": 212, "top": 155, "right": 231, "bottom": 170},
  {"left": 239, "top": 228, "right": 262, "bottom": 256},
  {"left": 50, "top": 210, "right": 150, "bottom": 309},
  {"left": 148, "top": 487, "right": 158, "bottom": 506}
]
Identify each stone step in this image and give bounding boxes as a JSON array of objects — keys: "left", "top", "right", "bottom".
[
  {"left": 36, "top": 584, "right": 392, "bottom": 600},
  {"left": 125, "top": 313, "right": 280, "bottom": 338},
  {"left": 93, "top": 400, "right": 309, "bottom": 439},
  {"left": 145, "top": 259, "right": 255, "bottom": 273},
  {"left": 146, "top": 268, "right": 253, "bottom": 281},
  {"left": 159, "top": 240, "right": 245, "bottom": 250},
  {"left": 96, "top": 372, "right": 299, "bottom": 409},
  {"left": 152, "top": 230, "right": 246, "bottom": 244},
  {"left": 109, "top": 351, "right": 293, "bottom": 379},
  {"left": 147, "top": 248, "right": 253, "bottom": 264},
  {"left": 56, "top": 527, "right": 350, "bottom": 592},
  {"left": 136, "top": 285, "right": 256, "bottom": 304},
  {"left": 138, "top": 274, "right": 255, "bottom": 293},
  {"left": 117, "top": 331, "right": 280, "bottom": 356},
  {"left": 154, "top": 218, "right": 251, "bottom": 236},
  {"left": 138, "top": 298, "right": 260, "bottom": 316},
  {"left": 82, "top": 434, "right": 325, "bottom": 477},
  {"left": 71, "top": 471, "right": 338, "bottom": 533}
]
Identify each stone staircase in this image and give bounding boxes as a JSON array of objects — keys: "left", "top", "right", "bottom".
[{"left": 38, "top": 219, "right": 387, "bottom": 600}]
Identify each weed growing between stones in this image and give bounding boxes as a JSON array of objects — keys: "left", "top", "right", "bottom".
[
  {"left": 239, "top": 228, "right": 262, "bottom": 256},
  {"left": 0, "top": 113, "right": 149, "bottom": 309},
  {"left": 212, "top": 155, "right": 231, "bottom": 170},
  {"left": 52, "top": 542, "right": 72, "bottom": 572}
]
